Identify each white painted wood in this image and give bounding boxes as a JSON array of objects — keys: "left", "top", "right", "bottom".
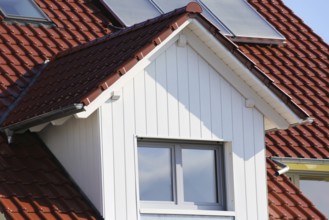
[
  {"left": 99, "top": 104, "right": 116, "bottom": 219},
  {"left": 243, "top": 105, "right": 258, "bottom": 220},
  {"left": 253, "top": 110, "right": 268, "bottom": 220},
  {"left": 29, "top": 122, "right": 49, "bottom": 132},
  {"left": 184, "top": 28, "right": 291, "bottom": 130},
  {"left": 123, "top": 80, "right": 139, "bottom": 219},
  {"left": 187, "top": 46, "right": 201, "bottom": 138},
  {"left": 230, "top": 89, "right": 247, "bottom": 219},
  {"left": 144, "top": 63, "right": 157, "bottom": 136},
  {"left": 177, "top": 45, "right": 190, "bottom": 137},
  {"left": 140, "top": 209, "right": 235, "bottom": 216},
  {"left": 75, "top": 20, "right": 191, "bottom": 119},
  {"left": 39, "top": 111, "right": 103, "bottom": 215},
  {"left": 39, "top": 34, "right": 271, "bottom": 220},
  {"left": 166, "top": 44, "right": 179, "bottom": 137},
  {"left": 50, "top": 115, "right": 71, "bottom": 126},
  {"left": 155, "top": 52, "right": 168, "bottom": 136},
  {"left": 98, "top": 39, "right": 269, "bottom": 220}
]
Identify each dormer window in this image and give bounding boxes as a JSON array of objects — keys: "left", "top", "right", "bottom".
[{"left": 0, "top": 0, "right": 50, "bottom": 22}]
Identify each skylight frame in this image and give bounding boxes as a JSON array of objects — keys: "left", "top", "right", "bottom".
[{"left": 0, "top": 0, "right": 51, "bottom": 23}]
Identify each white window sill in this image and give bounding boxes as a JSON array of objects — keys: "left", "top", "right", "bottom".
[{"left": 140, "top": 208, "right": 235, "bottom": 217}]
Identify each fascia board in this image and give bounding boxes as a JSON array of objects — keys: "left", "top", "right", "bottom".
[
  {"left": 75, "top": 20, "right": 191, "bottom": 119},
  {"left": 187, "top": 20, "right": 302, "bottom": 130}
]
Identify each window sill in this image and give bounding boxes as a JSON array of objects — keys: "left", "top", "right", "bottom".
[{"left": 140, "top": 208, "right": 235, "bottom": 217}]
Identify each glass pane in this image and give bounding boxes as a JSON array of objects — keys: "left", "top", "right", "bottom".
[
  {"left": 0, "top": 0, "right": 46, "bottom": 19},
  {"left": 300, "top": 179, "right": 329, "bottom": 217},
  {"left": 102, "top": 0, "right": 160, "bottom": 26},
  {"left": 182, "top": 148, "right": 217, "bottom": 203},
  {"left": 138, "top": 146, "right": 173, "bottom": 201},
  {"left": 201, "top": 0, "right": 285, "bottom": 39}
]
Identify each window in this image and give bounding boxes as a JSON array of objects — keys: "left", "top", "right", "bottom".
[
  {"left": 290, "top": 174, "right": 329, "bottom": 218},
  {"left": 137, "top": 140, "right": 225, "bottom": 210},
  {"left": 0, "top": 0, "right": 49, "bottom": 22}
]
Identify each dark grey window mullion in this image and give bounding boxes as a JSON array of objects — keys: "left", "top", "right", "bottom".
[
  {"left": 216, "top": 147, "right": 225, "bottom": 208},
  {"left": 175, "top": 144, "right": 184, "bottom": 205}
]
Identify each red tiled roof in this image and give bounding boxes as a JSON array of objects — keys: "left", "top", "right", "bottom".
[
  {"left": 241, "top": 0, "right": 329, "bottom": 159},
  {"left": 243, "top": 0, "right": 329, "bottom": 219},
  {"left": 0, "top": 0, "right": 111, "bottom": 218},
  {"left": 0, "top": 0, "right": 111, "bottom": 120},
  {"left": 0, "top": 132, "right": 101, "bottom": 219},
  {"left": 1, "top": 3, "right": 309, "bottom": 130},
  {"left": 267, "top": 159, "right": 326, "bottom": 219}
]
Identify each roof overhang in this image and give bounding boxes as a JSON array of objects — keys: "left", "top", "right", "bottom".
[{"left": 75, "top": 18, "right": 309, "bottom": 131}]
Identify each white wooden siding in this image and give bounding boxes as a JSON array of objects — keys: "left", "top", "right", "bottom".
[
  {"left": 100, "top": 40, "right": 267, "bottom": 220},
  {"left": 39, "top": 112, "right": 103, "bottom": 214}
]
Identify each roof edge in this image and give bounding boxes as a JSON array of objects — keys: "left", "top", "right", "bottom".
[
  {"left": 191, "top": 15, "right": 310, "bottom": 121},
  {"left": 1, "top": 104, "right": 84, "bottom": 133}
]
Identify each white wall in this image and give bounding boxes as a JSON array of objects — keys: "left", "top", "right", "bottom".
[
  {"left": 100, "top": 39, "right": 268, "bottom": 220},
  {"left": 39, "top": 111, "right": 104, "bottom": 214}
]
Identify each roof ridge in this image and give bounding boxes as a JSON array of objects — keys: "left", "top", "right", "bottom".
[{"left": 52, "top": 2, "right": 202, "bottom": 62}]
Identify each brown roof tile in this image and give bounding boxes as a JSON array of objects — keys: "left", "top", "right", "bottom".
[
  {"left": 0, "top": 133, "right": 101, "bottom": 219},
  {"left": 0, "top": 0, "right": 111, "bottom": 118},
  {"left": 1, "top": 4, "right": 203, "bottom": 129},
  {"left": 267, "top": 159, "right": 326, "bottom": 220}
]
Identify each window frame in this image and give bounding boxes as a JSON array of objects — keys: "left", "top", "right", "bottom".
[
  {"left": 0, "top": 0, "right": 51, "bottom": 23},
  {"left": 137, "top": 139, "right": 226, "bottom": 211}
]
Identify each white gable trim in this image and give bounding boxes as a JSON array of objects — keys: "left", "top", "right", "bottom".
[
  {"left": 75, "top": 20, "right": 192, "bottom": 119},
  {"left": 187, "top": 20, "right": 302, "bottom": 129},
  {"left": 74, "top": 18, "right": 302, "bottom": 130}
]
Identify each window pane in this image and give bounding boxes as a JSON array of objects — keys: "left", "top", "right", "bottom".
[
  {"left": 0, "top": 0, "right": 46, "bottom": 19},
  {"left": 300, "top": 179, "right": 329, "bottom": 217},
  {"left": 182, "top": 149, "right": 217, "bottom": 203},
  {"left": 138, "top": 147, "right": 173, "bottom": 201}
]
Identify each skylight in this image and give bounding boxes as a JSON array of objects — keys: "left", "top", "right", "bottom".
[
  {"left": 101, "top": 0, "right": 286, "bottom": 44},
  {"left": 0, "top": 0, "right": 49, "bottom": 22}
]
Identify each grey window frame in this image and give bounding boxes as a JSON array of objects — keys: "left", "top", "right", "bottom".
[
  {"left": 0, "top": 0, "right": 51, "bottom": 23},
  {"left": 138, "top": 140, "right": 226, "bottom": 210}
]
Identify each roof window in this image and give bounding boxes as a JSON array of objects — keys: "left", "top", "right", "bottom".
[
  {"left": 101, "top": 0, "right": 286, "bottom": 44},
  {"left": 0, "top": 0, "right": 50, "bottom": 22}
]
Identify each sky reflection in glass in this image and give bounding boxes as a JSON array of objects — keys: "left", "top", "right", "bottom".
[
  {"left": 0, "top": 0, "right": 46, "bottom": 19},
  {"left": 138, "top": 147, "right": 173, "bottom": 201},
  {"left": 182, "top": 149, "right": 217, "bottom": 203}
]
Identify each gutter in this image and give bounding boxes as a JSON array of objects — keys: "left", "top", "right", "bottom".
[
  {"left": 1, "top": 104, "right": 84, "bottom": 143},
  {"left": 272, "top": 158, "right": 290, "bottom": 176}
]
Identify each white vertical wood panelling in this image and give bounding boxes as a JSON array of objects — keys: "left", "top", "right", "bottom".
[
  {"left": 111, "top": 87, "right": 127, "bottom": 220},
  {"left": 100, "top": 41, "right": 268, "bottom": 220},
  {"left": 188, "top": 46, "right": 201, "bottom": 138},
  {"left": 243, "top": 105, "right": 258, "bottom": 219},
  {"left": 99, "top": 103, "right": 116, "bottom": 219},
  {"left": 144, "top": 63, "right": 157, "bottom": 136},
  {"left": 177, "top": 45, "right": 190, "bottom": 137},
  {"left": 230, "top": 89, "right": 247, "bottom": 219},
  {"left": 198, "top": 57, "right": 212, "bottom": 139},
  {"left": 41, "top": 37, "right": 267, "bottom": 220},
  {"left": 209, "top": 67, "right": 223, "bottom": 139},
  {"left": 155, "top": 52, "right": 169, "bottom": 136},
  {"left": 123, "top": 79, "right": 138, "bottom": 219},
  {"left": 253, "top": 110, "right": 268, "bottom": 220},
  {"left": 166, "top": 44, "right": 179, "bottom": 137},
  {"left": 134, "top": 69, "right": 147, "bottom": 135},
  {"left": 39, "top": 112, "right": 103, "bottom": 214}
]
